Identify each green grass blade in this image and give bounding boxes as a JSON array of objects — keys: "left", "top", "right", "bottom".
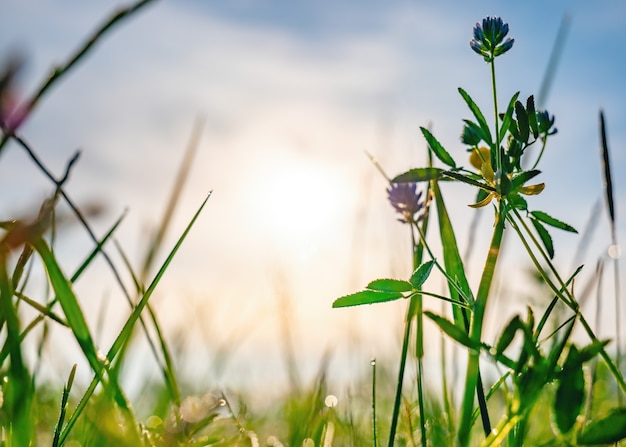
[
  {"left": 0, "top": 258, "right": 33, "bottom": 446},
  {"left": 113, "top": 239, "right": 182, "bottom": 404},
  {"left": 32, "top": 236, "right": 133, "bottom": 415},
  {"left": 140, "top": 116, "right": 203, "bottom": 282},
  {"left": 32, "top": 237, "right": 101, "bottom": 372},
  {"left": 599, "top": 111, "right": 616, "bottom": 224},
  {"left": 52, "top": 364, "right": 77, "bottom": 447},
  {"left": 58, "top": 192, "right": 211, "bottom": 445},
  {"left": 457, "top": 205, "right": 506, "bottom": 446},
  {"left": 537, "top": 14, "right": 571, "bottom": 108},
  {"left": 432, "top": 180, "right": 474, "bottom": 326}
]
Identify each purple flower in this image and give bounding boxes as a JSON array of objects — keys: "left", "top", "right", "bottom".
[
  {"left": 0, "top": 55, "right": 27, "bottom": 133},
  {"left": 470, "top": 16, "right": 514, "bottom": 62},
  {"left": 387, "top": 182, "right": 424, "bottom": 224}
]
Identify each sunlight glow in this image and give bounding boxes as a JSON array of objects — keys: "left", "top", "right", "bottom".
[{"left": 251, "top": 151, "right": 347, "bottom": 256}]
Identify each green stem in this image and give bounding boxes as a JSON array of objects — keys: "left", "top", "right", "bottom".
[
  {"left": 507, "top": 210, "right": 626, "bottom": 394},
  {"left": 490, "top": 60, "right": 501, "bottom": 171},
  {"left": 457, "top": 204, "right": 506, "bottom": 446},
  {"left": 372, "top": 358, "right": 378, "bottom": 447},
  {"left": 480, "top": 413, "right": 522, "bottom": 447},
  {"left": 389, "top": 226, "right": 426, "bottom": 447},
  {"left": 530, "top": 136, "right": 548, "bottom": 171},
  {"left": 388, "top": 303, "right": 413, "bottom": 447}
]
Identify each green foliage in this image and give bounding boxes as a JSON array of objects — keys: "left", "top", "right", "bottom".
[
  {"left": 1, "top": 5, "right": 623, "bottom": 447},
  {"left": 333, "top": 14, "right": 624, "bottom": 447}
]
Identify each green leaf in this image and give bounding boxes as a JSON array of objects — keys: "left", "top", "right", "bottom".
[
  {"left": 391, "top": 167, "right": 443, "bottom": 183},
  {"left": 579, "top": 408, "right": 626, "bottom": 444},
  {"left": 461, "top": 119, "right": 485, "bottom": 146},
  {"left": 409, "top": 260, "right": 435, "bottom": 289},
  {"left": 514, "top": 100, "right": 529, "bottom": 143},
  {"left": 432, "top": 181, "right": 474, "bottom": 330},
  {"left": 367, "top": 279, "right": 413, "bottom": 293},
  {"left": 554, "top": 346, "right": 584, "bottom": 434},
  {"left": 530, "top": 218, "right": 554, "bottom": 259},
  {"left": 578, "top": 339, "right": 611, "bottom": 363},
  {"left": 510, "top": 170, "right": 541, "bottom": 190},
  {"left": 495, "top": 315, "right": 523, "bottom": 356},
  {"left": 458, "top": 88, "right": 492, "bottom": 146},
  {"left": 507, "top": 193, "right": 528, "bottom": 211},
  {"left": 530, "top": 210, "right": 577, "bottom": 233},
  {"left": 499, "top": 92, "right": 521, "bottom": 140},
  {"left": 443, "top": 171, "right": 495, "bottom": 191},
  {"left": 526, "top": 95, "right": 539, "bottom": 139},
  {"left": 425, "top": 311, "right": 479, "bottom": 350},
  {"left": 420, "top": 127, "right": 456, "bottom": 168},
  {"left": 333, "top": 290, "right": 404, "bottom": 308}
]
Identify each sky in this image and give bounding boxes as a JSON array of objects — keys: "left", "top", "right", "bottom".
[{"left": 1, "top": 0, "right": 625, "bottom": 394}]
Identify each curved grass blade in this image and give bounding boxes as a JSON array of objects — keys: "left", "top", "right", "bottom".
[
  {"left": 32, "top": 238, "right": 102, "bottom": 375},
  {"left": 59, "top": 192, "right": 211, "bottom": 444}
]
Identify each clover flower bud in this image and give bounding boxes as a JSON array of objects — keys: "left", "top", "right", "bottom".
[
  {"left": 537, "top": 110, "right": 557, "bottom": 136},
  {"left": 387, "top": 182, "right": 424, "bottom": 224},
  {"left": 470, "top": 16, "right": 514, "bottom": 62}
]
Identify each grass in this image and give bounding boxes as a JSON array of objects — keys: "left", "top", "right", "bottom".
[{"left": 0, "top": 4, "right": 624, "bottom": 447}]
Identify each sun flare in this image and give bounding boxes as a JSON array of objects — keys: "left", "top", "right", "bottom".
[{"left": 250, "top": 151, "right": 347, "bottom": 256}]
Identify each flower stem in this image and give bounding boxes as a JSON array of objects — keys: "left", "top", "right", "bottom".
[
  {"left": 388, "top": 302, "right": 413, "bottom": 447},
  {"left": 507, "top": 209, "right": 626, "bottom": 394},
  {"left": 490, "top": 60, "right": 501, "bottom": 172},
  {"left": 457, "top": 203, "right": 506, "bottom": 446}
]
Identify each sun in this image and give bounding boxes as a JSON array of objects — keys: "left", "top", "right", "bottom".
[{"left": 250, "top": 152, "right": 347, "bottom": 256}]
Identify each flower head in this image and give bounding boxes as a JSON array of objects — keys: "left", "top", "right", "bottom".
[
  {"left": 0, "top": 55, "right": 27, "bottom": 133},
  {"left": 468, "top": 147, "right": 544, "bottom": 208},
  {"left": 470, "top": 17, "right": 514, "bottom": 62},
  {"left": 537, "top": 110, "right": 557, "bottom": 136},
  {"left": 387, "top": 182, "right": 424, "bottom": 224}
]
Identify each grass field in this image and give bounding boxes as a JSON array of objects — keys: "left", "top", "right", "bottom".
[{"left": 1, "top": 3, "right": 624, "bottom": 446}]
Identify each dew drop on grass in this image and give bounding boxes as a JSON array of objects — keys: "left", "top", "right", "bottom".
[
  {"left": 325, "top": 394, "right": 338, "bottom": 408},
  {"left": 218, "top": 398, "right": 226, "bottom": 407},
  {"left": 370, "top": 358, "right": 376, "bottom": 366},
  {"left": 608, "top": 244, "right": 621, "bottom": 259},
  {"left": 302, "top": 439, "right": 314, "bottom": 447}
]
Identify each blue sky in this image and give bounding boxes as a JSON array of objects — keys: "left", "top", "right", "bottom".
[{"left": 1, "top": 0, "right": 625, "bottom": 389}]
